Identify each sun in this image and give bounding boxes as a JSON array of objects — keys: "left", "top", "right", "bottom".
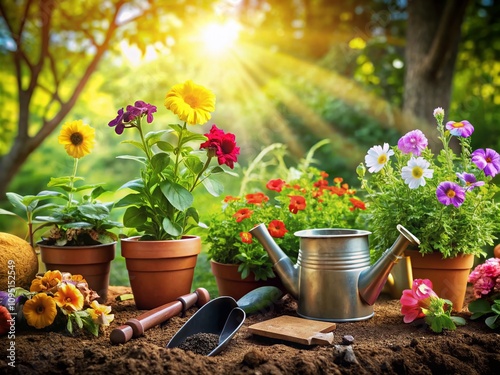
[{"left": 201, "top": 21, "right": 241, "bottom": 54}]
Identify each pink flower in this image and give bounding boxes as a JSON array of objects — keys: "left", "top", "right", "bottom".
[
  {"left": 468, "top": 258, "right": 500, "bottom": 299},
  {"left": 400, "top": 279, "right": 437, "bottom": 323}
]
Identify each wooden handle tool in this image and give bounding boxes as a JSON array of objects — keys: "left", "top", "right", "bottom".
[{"left": 110, "top": 288, "right": 210, "bottom": 344}]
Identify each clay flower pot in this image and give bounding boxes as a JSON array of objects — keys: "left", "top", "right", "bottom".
[
  {"left": 121, "top": 236, "right": 201, "bottom": 310},
  {"left": 407, "top": 249, "right": 474, "bottom": 311},
  {"left": 39, "top": 241, "right": 116, "bottom": 303},
  {"left": 210, "top": 260, "right": 284, "bottom": 300}
]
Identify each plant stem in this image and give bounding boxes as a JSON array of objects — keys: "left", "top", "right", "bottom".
[
  {"left": 190, "top": 156, "right": 212, "bottom": 192},
  {"left": 67, "top": 157, "right": 79, "bottom": 208},
  {"left": 173, "top": 122, "right": 187, "bottom": 183}
]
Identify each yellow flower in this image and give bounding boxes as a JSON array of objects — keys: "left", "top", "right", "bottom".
[
  {"left": 58, "top": 120, "right": 95, "bottom": 158},
  {"left": 23, "top": 293, "right": 58, "bottom": 329},
  {"left": 87, "top": 300, "right": 114, "bottom": 326},
  {"left": 164, "top": 80, "right": 215, "bottom": 125},
  {"left": 54, "top": 283, "right": 84, "bottom": 312},
  {"left": 30, "top": 270, "right": 63, "bottom": 293}
]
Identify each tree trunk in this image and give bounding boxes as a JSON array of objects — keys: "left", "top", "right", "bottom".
[{"left": 403, "top": 0, "right": 469, "bottom": 148}]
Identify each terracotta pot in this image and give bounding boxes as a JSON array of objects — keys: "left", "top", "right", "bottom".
[
  {"left": 39, "top": 242, "right": 116, "bottom": 303},
  {"left": 407, "top": 249, "right": 474, "bottom": 311},
  {"left": 121, "top": 236, "right": 200, "bottom": 310},
  {"left": 210, "top": 260, "right": 285, "bottom": 300}
]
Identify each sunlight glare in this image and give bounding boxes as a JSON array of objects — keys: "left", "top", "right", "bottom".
[{"left": 201, "top": 21, "right": 241, "bottom": 54}]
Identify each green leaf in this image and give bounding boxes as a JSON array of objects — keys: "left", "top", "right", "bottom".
[
  {"left": 159, "top": 181, "right": 193, "bottom": 211},
  {"left": 123, "top": 206, "right": 148, "bottom": 228},
  {"left": 0, "top": 208, "right": 18, "bottom": 217},
  {"left": 78, "top": 203, "right": 110, "bottom": 220},
  {"left": 181, "top": 131, "right": 207, "bottom": 144},
  {"left": 118, "top": 179, "right": 144, "bottom": 192},
  {"left": 6, "top": 192, "right": 27, "bottom": 212},
  {"left": 90, "top": 186, "right": 106, "bottom": 200},
  {"left": 116, "top": 155, "right": 147, "bottom": 165},
  {"left": 121, "top": 140, "right": 146, "bottom": 153},
  {"left": 162, "top": 217, "right": 182, "bottom": 237},
  {"left": 157, "top": 141, "right": 175, "bottom": 152},
  {"left": 115, "top": 193, "right": 143, "bottom": 208},
  {"left": 468, "top": 299, "right": 492, "bottom": 319},
  {"left": 485, "top": 315, "right": 500, "bottom": 329},
  {"left": 73, "top": 312, "right": 83, "bottom": 329},
  {"left": 145, "top": 130, "right": 172, "bottom": 146},
  {"left": 151, "top": 152, "right": 170, "bottom": 174},
  {"left": 202, "top": 175, "right": 224, "bottom": 197},
  {"left": 67, "top": 317, "right": 73, "bottom": 334},
  {"left": 184, "top": 156, "right": 204, "bottom": 174}
]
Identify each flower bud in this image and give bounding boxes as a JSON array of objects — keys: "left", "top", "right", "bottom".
[{"left": 356, "top": 163, "right": 366, "bottom": 178}]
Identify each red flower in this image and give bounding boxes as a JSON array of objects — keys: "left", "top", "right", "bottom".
[
  {"left": 329, "top": 186, "right": 346, "bottom": 196},
  {"left": 268, "top": 220, "right": 288, "bottom": 238},
  {"left": 313, "top": 179, "right": 328, "bottom": 188},
  {"left": 349, "top": 198, "right": 366, "bottom": 211},
  {"left": 245, "top": 192, "right": 269, "bottom": 205},
  {"left": 200, "top": 124, "right": 240, "bottom": 169},
  {"left": 0, "top": 306, "right": 12, "bottom": 336},
  {"left": 223, "top": 195, "right": 240, "bottom": 203},
  {"left": 266, "top": 179, "right": 286, "bottom": 192},
  {"left": 288, "top": 195, "right": 306, "bottom": 214},
  {"left": 233, "top": 208, "right": 253, "bottom": 223},
  {"left": 239, "top": 232, "right": 253, "bottom": 244}
]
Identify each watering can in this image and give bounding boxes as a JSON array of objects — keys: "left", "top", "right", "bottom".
[{"left": 249, "top": 224, "right": 419, "bottom": 322}]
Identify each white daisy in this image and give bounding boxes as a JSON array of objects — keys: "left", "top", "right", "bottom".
[
  {"left": 365, "top": 143, "right": 394, "bottom": 173},
  {"left": 401, "top": 157, "right": 434, "bottom": 189}
]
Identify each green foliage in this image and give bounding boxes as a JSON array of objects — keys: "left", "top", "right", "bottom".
[
  {"left": 206, "top": 142, "right": 366, "bottom": 280},
  {"left": 468, "top": 297, "right": 500, "bottom": 330},
  {"left": 422, "top": 297, "right": 466, "bottom": 333},
  {"left": 359, "top": 110, "right": 500, "bottom": 260}
]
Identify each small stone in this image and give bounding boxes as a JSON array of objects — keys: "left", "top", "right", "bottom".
[{"left": 342, "top": 335, "right": 355, "bottom": 345}]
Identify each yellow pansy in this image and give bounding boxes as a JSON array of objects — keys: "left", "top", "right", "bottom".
[
  {"left": 23, "top": 293, "right": 57, "bottom": 329},
  {"left": 58, "top": 120, "right": 95, "bottom": 158},
  {"left": 164, "top": 80, "right": 215, "bottom": 125},
  {"left": 87, "top": 300, "right": 114, "bottom": 326}
]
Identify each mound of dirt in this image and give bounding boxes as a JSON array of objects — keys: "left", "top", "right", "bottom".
[{"left": 1, "top": 286, "right": 499, "bottom": 375}]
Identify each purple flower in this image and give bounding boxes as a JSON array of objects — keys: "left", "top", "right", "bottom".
[
  {"left": 127, "top": 101, "right": 157, "bottom": 124},
  {"left": 436, "top": 181, "right": 466, "bottom": 207},
  {"left": 397, "top": 130, "right": 428, "bottom": 156},
  {"left": 445, "top": 120, "right": 474, "bottom": 138},
  {"left": 471, "top": 148, "right": 500, "bottom": 178},
  {"left": 456, "top": 172, "right": 485, "bottom": 191},
  {"left": 108, "top": 101, "right": 157, "bottom": 135}
]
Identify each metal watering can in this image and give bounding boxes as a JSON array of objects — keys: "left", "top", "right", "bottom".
[{"left": 249, "top": 224, "right": 419, "bottom": 322}]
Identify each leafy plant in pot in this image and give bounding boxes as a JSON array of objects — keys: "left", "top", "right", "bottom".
[
  {"left": 358, "top": 107, "right": 500, "bottom": 310},
  {"left": 206, "top": 141, "right": 366, "bottom": 299},
  {"left": 1, "top": 120, "right": 120, "bottom": 302},
  {"left": 108, "top": 80, "right": 240, "bottom": 309}
]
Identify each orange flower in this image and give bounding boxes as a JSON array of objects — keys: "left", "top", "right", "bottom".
[
  {"left": 329, "top": 186, "right": 346, "bottom": 196},
  {"left": 239, "top": 232, "right": 253, "bottom": 244},
  {"left": 223, "top": 195, "right": 240, "bottom": 203},
  {"left": 23, "top": 293, "right": 57, "bottom": 329},
  {"left": 268, "top": 220, "right": 288, "bottom": 238},
  {"left": 288, "top": 195, "right": 306, "bottom": 214},
  {"left": 313, "top": 179, "right": 328, "bottom": 188},
  {"left": 54, "top": 283, "right": 84, "bottom": 313},
  {"left": 87, "top": 301, "right": 114, "bottom": 326},
  {"left": 30, "top": 270, "right": 63, "bottom": 293},
  {"left": 349, "top": 198, "right": 366, "bottom": 211},
  {"left": 233, "top": 208, "right": 254, "bottom": 223},
  {"left": 245, "top": 192, "right": 269, "bottom": 205},
  {"left": 333, "top": 177, "right": 343, "bottom": 184},
  {"left": 266, "top": 179, "right": 286, "bottom": 192}
]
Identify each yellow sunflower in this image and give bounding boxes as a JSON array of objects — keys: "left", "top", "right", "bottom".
[
  {"left": 58, "top": 120, "right": 95, "bottom": 158},
  {"left": 164, "top": 80, "right": 216, "bottom": 125},
  {"left": 54, "top": 283, "right": 84, "bottom": 312},
  {"left": 23, "top": 293, "right": 58, "bottom": 329},
  {"left": 87, "top": 300, "right": 114, "bottom": 326}
]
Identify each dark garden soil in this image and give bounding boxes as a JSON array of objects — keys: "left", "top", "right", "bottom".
[{"left": 1, "top": 286, "right": 499, "bottom": 375}]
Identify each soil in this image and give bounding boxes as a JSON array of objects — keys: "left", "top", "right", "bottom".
[{"left": 1, "top": 286, "right": 499, "bottom": 375}]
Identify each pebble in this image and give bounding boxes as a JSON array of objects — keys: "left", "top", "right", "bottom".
[{"left": 342, "top": 335, "right": 355, "bottom": 345}]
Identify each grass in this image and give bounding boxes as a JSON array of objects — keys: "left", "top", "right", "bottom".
[{"left": 109, "top": 244, "right": 220, "bottom": 299}]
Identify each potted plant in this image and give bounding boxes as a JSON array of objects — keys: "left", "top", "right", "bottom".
[
  {"left": 206, "top": 142, "right": 366, "bottom": 299},
  {"left": 1, "top": 120, "right": 120, "bottom": 302},
  {"left": 108, "top": 80, "right": 240, "bottom": 309},
  {"left": 358, "top": 107, "right": 500, "bottom": 310}
]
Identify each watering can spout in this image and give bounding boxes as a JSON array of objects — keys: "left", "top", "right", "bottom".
[
  {"left": 249, "top": 224, "right": 299, "bottom": 299},
  {"left": 358, "top": 225, "right": 420, "bottom": 306}
]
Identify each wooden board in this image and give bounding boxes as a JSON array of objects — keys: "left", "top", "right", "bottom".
[{"left": 248, "top": 315, "right": 336, "bottom": 346}]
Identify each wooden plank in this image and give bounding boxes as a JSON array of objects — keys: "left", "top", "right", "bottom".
[{"left": 248, "top": 315, "right": 336, "bottom": 346}]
